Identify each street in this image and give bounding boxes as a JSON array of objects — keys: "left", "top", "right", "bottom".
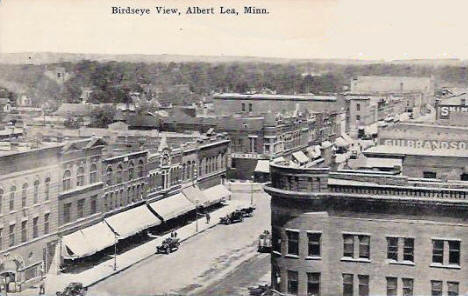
[{"left": 89, "top": 190, "right": 271, "bottom": 296}]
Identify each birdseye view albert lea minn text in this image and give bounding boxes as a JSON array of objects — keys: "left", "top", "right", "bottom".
[{"left": 111, "top": 5, "right": 270, "bottom": 16}]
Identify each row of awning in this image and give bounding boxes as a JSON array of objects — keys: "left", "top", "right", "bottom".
[{"left": 63, "top": 184, "right": 231, "bottom": 260}]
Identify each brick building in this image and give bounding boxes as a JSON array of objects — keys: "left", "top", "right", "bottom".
[
  {"left": 435, "top": 94, "right": 468, "bottom": 127},
  {"left": 264, "top": 162, "right": 468, "bottom": 296}
]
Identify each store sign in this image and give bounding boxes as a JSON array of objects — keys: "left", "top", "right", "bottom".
[
  {"left": 383, "top": 139, "right": 468, "bottom": 150},
  {"left": 231, "top": 153, "right": 266, "bottom": 159},
  {"left": 439, "top": 106, "right": 468, "bottom": 119}
]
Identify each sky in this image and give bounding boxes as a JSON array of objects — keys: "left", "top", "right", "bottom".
[{"left": 0, "top": 0, "right": 467, "bottom": 60}]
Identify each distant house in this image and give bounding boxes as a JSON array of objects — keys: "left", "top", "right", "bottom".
[
  {"left": 54, "top": 103, "right": 94, "bottom": 117},
  {"left": 0, "top": 98, "right": 12, "bottom": 113},
  {"left": 16, "top": 95, "right": 33, "bottom": 107},
  {"left": 127, "top": 113, "right": 160, "bottom": 130}
]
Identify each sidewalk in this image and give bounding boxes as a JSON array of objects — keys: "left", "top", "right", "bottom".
[{"left": 18, "top": 199, "right": 249, "bottom": 296}]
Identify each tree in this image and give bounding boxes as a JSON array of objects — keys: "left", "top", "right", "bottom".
[{"left": 89, "top": 106, "right": 116, "bottom": 128}]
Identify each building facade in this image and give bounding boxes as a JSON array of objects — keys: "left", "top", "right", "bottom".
[{"left": 265, "top": 163, "right": 468, "bottom": 296}]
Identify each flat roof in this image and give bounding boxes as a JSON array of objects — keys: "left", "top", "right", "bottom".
[
  {"left": 213, "top": 93, "right": 336, "bottom": 101},
  {"left": 364, "top": 145, "right": 468, "bottom": 158}
]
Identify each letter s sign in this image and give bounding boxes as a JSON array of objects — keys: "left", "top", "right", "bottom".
[{"left": 440, "top": 106, "right": 450, "bottom": 119}]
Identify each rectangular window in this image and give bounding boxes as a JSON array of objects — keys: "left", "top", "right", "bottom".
[
  {"left": 33, "top": 217, "right": 39, "bottom": 238},
  {"left": 402, "top": 278, "right": 413, "bottom": 296},
  {"left": 63, "top": 203, "right": 72, "bottom": 224},
  {"left": 343, "top": 274, "right": 353, "bottom": 296},
  {"left": 359, "top": 235, "right": 370, "bottom": 259},
  {"left": 386, "top": 277, "right": 397, "bottom": 296},
  {"left": 403, "top": 238, "right": 414, "bottom": 262},
  {"left": 431, "top": 281, "right": 442, "bottom": 296},
  {"left": 432, "top": 240, "right": 444, "bottom": 264},
  {"left": 356, "top": 103, "right": 361, "bottom": 111},
  {"left": 44, "top": 213, "right": 50, "bottom": 234},
  {"left": 423, "top": 171, "right": 437, "bottom": 179},
  {"left": 448, "top": 282, "right": 459, "bottom": 296},
  {"left": 286, "top": 230, "right": 299, "bottom": 256},
  {"left": 448, "top": 241, "right": 460, "bottom": 265},
  {"left": 307, "top": 273, "right": 320, "bottom": 296},
  {"left": 356, "top": 115, "right": 361, "bottom": 121},
  {"left": 287, "top": 270, "right": 298, "bottom": 295},
  {"left": 90, "top": 196, "right": 97, "bottom": 214},
  {"left": 77, "top": 199, "right": 85, "bottom": 218},
  {"left": 45, "top": 180, "right": 50, "bottom": 201},
  {"left": 249, "top": 103, "right": 253, "bottom": 112},
  {"left": 358, "top": 275, "right": 369, "bottom": 296},
  {"left": 343, "top": 234, "right": 354, "bottom": 258},
  {"left": 21, "top": 220, "right": 27, "bottom": 243},
  {"left": 9, "top": 224, "right": 15, "bottom": 247},
  {"left": 241, "top": 103, "right": 246, "bottom": 112},
  {"left": 387, "top": 237, "right": 398, "bottom": 261},
  {"left": 308, "top": 233, "right": 321, "bottom": 257}
]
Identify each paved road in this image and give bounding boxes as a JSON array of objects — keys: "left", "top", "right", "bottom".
[{"left": 90, "top": 191, "right": 271, "bottom": 296}]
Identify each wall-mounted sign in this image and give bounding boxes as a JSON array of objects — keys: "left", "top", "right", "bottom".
[
  {"left": 383, "top": 139, "right": 468, "bottom": 150},
  {"left": 438, "top": 106, "right": 468, "bottom": 119}
]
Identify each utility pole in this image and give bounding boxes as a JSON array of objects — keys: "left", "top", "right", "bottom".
[{"left": 113, "top": 233, "right": 118, "bottom": 271}]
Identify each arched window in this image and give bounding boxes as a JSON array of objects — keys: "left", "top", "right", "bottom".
[
  {"left": 33, "top": 180, "right": 40, "bottom": 204},
  {"left": 120, "top": 189, "right": 124, "bottom": 207},
  {"left": 77, "top": 167, "right": 85, "bottom": 187},
  {"left": 128, "top": 161, "right": 135, "bottom": 180},
  {"left": 89, "top": 164, "right": 97, "bottom": 184},
  {"left": 9, "top": 186, "right": 16, "bottom": 211},
  {"left": 116, "top": 164, "right": 123, "bottom": 184},
  {"left": 63, "top": 170, "right": 71, "bottom": 191},
  {"left": 182, "top": 163, "right": 186, "bottom": 181},
  {"left": 106, "top": 166, "right": 113, "bottom": 186},
  {"left": 138, "top": 160, "right": 144, "bottom": 178},
  {"left": 44, "top": 177, "right": 51, "bottom": 201},
  {"left": 22, "top": 183, "right": 28, "bottom": 208}
]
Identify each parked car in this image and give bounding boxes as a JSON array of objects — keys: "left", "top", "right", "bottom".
[
  {"left": 156, "top": 237, "right": 180, "bottom": 254},
  {"left": 219, "top": 210, "right": 244, "bottom": 224},
  {"left": 239, "top": 205, "right": 256, "bottom": 217},
  {"left": 56, "top": 282, "right": 87, "bottom": 296}
]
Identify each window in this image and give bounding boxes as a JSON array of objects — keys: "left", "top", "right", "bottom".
[
  {"left": 33, "top": 217, "right": 38, "bottom": 238},
  {"left": 44, "top": 178, "right": 50, "bottom": 201},
  {"left": 242, "top": 103, "right": 246, "bottom": 111},
  {"left": 9, "top": 186, "right": 16, "bottom": 211},
  {"left": 128, "top": 162, "right": 135, "bottom": 180},
  {"left": 386, "top": 277, "right": 397, "bottom": 296},
  {"left": 77, "top": 167, "right": 85, "bottom": 187},
  {"left": 9, "top": 224, "right": 15, "bottom": 247},
  {"left": 432, "top": 240, "right": 444, "bottom": 264},
  {"left": 387, "top": 237, "right": 398, "bottom": 260},
  {"left": 402, "top": 278, "right": 413, "bottom": 296},
  {"left": 343, "top": 274, "right": 353, "bottom": 296},
  {"left": 77, "top": 199, "right": 85, "bottom": 218},
  {"left": 358, "top": 275, "right": 369, "bottom": 296},
  {"left": 90, "top": 195, "right": 97, "bottom": 214},
  {"left": 423, "top": 171, "right": 436, "bottom": 179},
  {"left": 63, "top": 203, "right": 72, "bottom": 224},
  {"left": 63, "top": 170, "right": 71, "bottom": 191},
  {"left": 403, "top": 238, "right": 414, "bottom": 262},
  {"left": 21, "top": 220, "right": 27, "bottom": 243},
  {"left": 448, "top": 282, "right": 459, "bottom": 296},
  {"left": 308, "top": 233, "right": 321, "bottom": 257},
  {"left": 33, "top": 180, "right": 39, "bottom": 204},
  {"left": 138, "top": 160, "right": 144, "bottom": 178},
  {"left": 44, "top": 214, "right": 49, "bottom": 234},
  {"left": 448, "top": 241, "right": 460, "bottom": 265},
  {"left": 106, "top": 166, "right": 113, "bottom": 186},
  {"left": 287, "top": 270, "right": 298, "bottom": 295},
  {"left": 431, "top": 281, "right": 442, "bottom": 296},
  {"left": 89, "top": 164, "right": 98, "bottom": 183},
  {"left": 286, "top": 230, "right": 299, "bottom": 256},
  {"left": 359, "top": 235, "right": 370, "bottom": 259},
  {"left": 343, "top": 234, "right": 354, "bottom": 258},
  {"left": 22, "top": 183, "right": 28, "bottom": 208},
  {"left": 356, "top": 115, "right": 361, "bottom": 121},
  {"left": 356, "top": 103, "right": 361, "bottom": 111},
  {"left": 249, "top": 103, "right": 253, "bottom": 112},
  {"left": 307, "top": 273, "right": 320, "bottom": 296}
]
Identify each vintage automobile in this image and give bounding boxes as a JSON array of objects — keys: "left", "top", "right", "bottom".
[
  {"left": 248, "top": 284, "right": 272, "bottom": 296},
  {"left": 239, "top": 205, "right": 256, "bottom": 217},
  {"left": 156, "top": 237, "right": 180, "bottom": 254},
  {"left": 219, "top": 210, "right": 244, "bottom": 224},
  {"left": 258, "top": 230, "right": 272, "bottom": 253},
  {"left": 56, "top": 282, "right": 87, "bottom": 296}
]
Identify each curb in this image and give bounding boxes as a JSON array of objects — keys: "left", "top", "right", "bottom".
[{"left": 85, "top": 221, "right": 221, "bottom": 288}]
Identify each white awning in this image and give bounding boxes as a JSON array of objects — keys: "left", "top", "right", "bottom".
[
  {"left": 202, "top": 185, "right": 231, "bottom": 204},
  {"left": 272, "top": 156, "right": 286, "bottom": 163},
  {"left": 81, "top": 222, "right": 116, "bottom": 252},
  {"left": 182, "top": 185, "right": 218, "bottom": 207},
  {"left": 254, "top": 160, "right": 270, "bottom": 173},
  {"left": 105, "top": 205, "right": 162, "bottom": 239},
  {"left": 366, "top": 157, "right": 402, "bottom": 168},
  {"left": 62, "top": 231, "right": 96, "bottom": 259},
  {"left": 148, "top": 193, "right": 195, "bottom": 221},
  {"left": 292, "top": 151, "right": 309, "bottom": 164}
]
